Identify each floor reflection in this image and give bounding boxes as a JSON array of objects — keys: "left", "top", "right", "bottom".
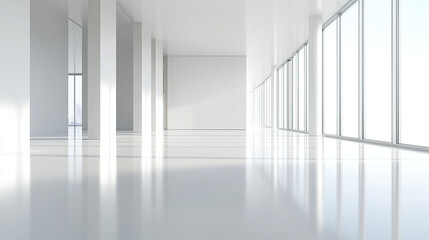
[{"left": 2, "top": 129, "right": 429, "bottom": 239}]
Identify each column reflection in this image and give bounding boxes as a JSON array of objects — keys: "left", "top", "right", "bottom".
[{"left": 99, "top": 138, "right": 117, "bottom": 240}]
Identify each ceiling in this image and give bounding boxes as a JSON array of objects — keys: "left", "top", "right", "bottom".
[{"left": 117, "top": 0, "right": 246, "bottom": 55}]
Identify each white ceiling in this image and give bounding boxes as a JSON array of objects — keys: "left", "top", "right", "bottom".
[
  {"left": 117, "top": 0, "right": 246, "bottom": 55},
  {"left": 68, "top": 0, "right": 349, "bottom": 85}
]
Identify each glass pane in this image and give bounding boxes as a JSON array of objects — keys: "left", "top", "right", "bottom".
[
  {"left": 68, "top": 76, "right": 75, "bottom": 126},
  {"left": 299, "top": 49, "right": 306, "bottom": 131},
  {"left": 75, "top": 76, "right": 82, "bottom": 125},
  {"left": 286, "top": 63, "right": 291, "bottom": 129},
  {"left": 268, "top": 78, "right": 273, "bottom": 127},
  {"left": 399, "top": 0, "right": 429, "bottom": 147},
  {"left": 262, "top": 82, "right": 267, "bottom": 127},
  {"left": 323, "top": 19, "right": 338, "bottom": 135},
  {"left": 293, "top": 55, "right": 299, "bottom": 130},
  {"left": 341, "top": 3, "right": 359, "bottom": 138},
  {"left": 364, "top": 0, "right": 391, "bottom": 142}
]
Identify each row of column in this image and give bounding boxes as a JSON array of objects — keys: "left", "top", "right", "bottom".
[{"left": 0, "top": 0, "right": 164, "bottom": 154}]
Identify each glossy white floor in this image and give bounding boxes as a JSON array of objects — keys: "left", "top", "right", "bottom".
[{"left": 1, "top": 127, "right": 428, "bottom": 239}]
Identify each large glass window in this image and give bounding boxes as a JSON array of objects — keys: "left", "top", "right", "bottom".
[
  {"left": 260, "top": 78, "right": 273, "bottom": 128},
  {"left": 340, "top": 2, "right": 359, "bottom": 138},
  {"left": 267, "top": 78, "right": 272, "bottom": 127},
  {"left": 278, "top": 67, "right": 285, "bottom": 129},
  {"left": 323, "top": 19, "right": 338, "bottom": 135},
  {"left": 298, "top": 49, "right": 306, "bottom": 131},
  {"left": 287, "top": 62, "right": 293, "bottom": 129},
  {"left": 399, "top": 0, "right": 429, "bottom": 147},
  {"left": 265, "top": 44, "right": 307, "bottom": 132},
  {"left": 293, "top": 55, "right": 299, "bottom": 130},
  {"left": 364, "top": 0, "right": 392, "bottom": 142}
]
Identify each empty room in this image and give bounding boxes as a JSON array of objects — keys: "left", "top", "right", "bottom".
[{"left": 1, "top": 0, "right": 428, "bottom": 239}]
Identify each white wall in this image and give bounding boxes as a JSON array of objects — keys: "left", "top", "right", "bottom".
[
  {"left": 30, "top": 0, "right": 68, "bottom": 138},
  {"left": 0, "top": 0, "right": 30, "bottom": 154},
  {"left": 167, "top": 56, "right": 246, "bottom": 130},
  {"left": 116, "top": 7, "right": 133, "bottom": 131}
]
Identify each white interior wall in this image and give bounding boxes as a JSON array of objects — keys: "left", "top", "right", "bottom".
[
  {"left": 68, "top": 21, "right": 83, "bottom": 75},
  {"left": 116, "top": 7, "right": 134, "bottom": 131},
  {"left": 30, "top": 0, "right": 68, "bottom": 138},
  {"left": 167, "top": 56, "right": 246, "bottom": 130},
  {"left": 0, "top": 0, "right": 30, "bottom": 154}
]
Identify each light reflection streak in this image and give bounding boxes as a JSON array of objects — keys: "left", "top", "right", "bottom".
[
  {"left": 67, "top": 127, "right": 84, "bottom": 239},
  {"left": 99, "top": 137, "right": 117, "bottom": 240},
  {"left": 0, "top": 102, "right": 30, "bottom": 154},
  {"left": 0, "top": 153, "right": 30, "bottom": 239}
]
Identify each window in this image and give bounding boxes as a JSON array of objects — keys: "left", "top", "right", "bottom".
[
  {"left": 278, "top": 67, "right": 285, "bottom": 129},
  {"left": 260, "top": 44, "right": 307, "bottom": 132},
  {"left": 298, "top": 48, "right": 306, "bottom": 131},
  {"left": 399, "top": 0, "right": 429, "bottom": 147},
  {"left": 323, "top": 19, "right": 338, "bottom": 135},
  {"left": 293, "top": 55, "right": 299, "bottom": 130},
  {"left": 321, "top": 0, "right": 429, "bottom": 149},
  {"left": 340, "top": 2, "right": 359, "bottom": 138},
  {"left": 364, "top": 0, "right": 392, "bottom": 142},
  {"left": 287, "top": 62, "right": 293, "bottom": 129}
]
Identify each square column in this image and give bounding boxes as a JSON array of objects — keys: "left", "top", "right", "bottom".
[
  {"left": 0, "top": 0, "right": 30, "bottom": 154},
  {"left": 88, "top": 0, "right": 116, "bottom": 140},
  {"left": 133, "top": 23, "right": 152, "bottom": 135}
]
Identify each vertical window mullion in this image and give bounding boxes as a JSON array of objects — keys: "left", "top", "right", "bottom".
[
  {"left": 392, "top": 0, "right": 399, "bottom": 144},
  {"left": 359, "top": 0, "right": 364, "bottom": 140}
]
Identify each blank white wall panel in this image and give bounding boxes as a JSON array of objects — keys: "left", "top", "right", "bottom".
[
  {"left": 167, "top": 56, "right": 246, "bottom": 130},
  {"left": 30, "top": 0, "right": 68, "bottom": 138}
]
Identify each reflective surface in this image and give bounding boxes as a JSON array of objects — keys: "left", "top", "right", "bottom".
[{"left": 1, "top": 128, "right": 429, "bottom": 239}]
